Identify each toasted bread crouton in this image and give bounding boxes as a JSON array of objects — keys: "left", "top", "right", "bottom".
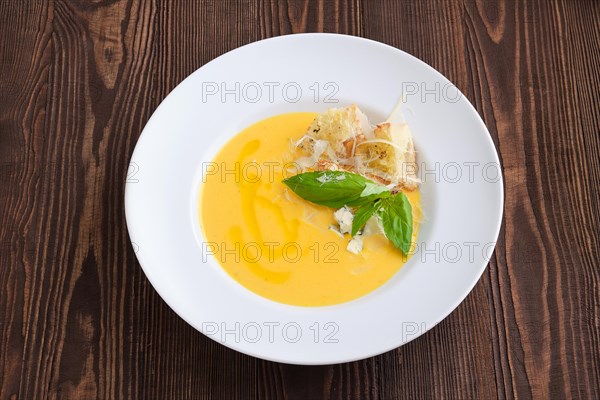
[
  {"left": 295, "top": 105, "right": 418, "bottom": 191},
  {"left": 298, "top": 104, "right": 371, "bottom": 157},
  {"left": 356, "top": 122, "right": 418, "bottom": 190},
  {"left": 343, "top": 134, "right": 366, "bottom": 158}
]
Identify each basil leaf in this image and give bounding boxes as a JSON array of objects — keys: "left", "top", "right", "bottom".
[
  {"left": 283, "top": 171, "right": 385, "bottom": 208},
  {"left": 360, "top": 182, "right": 390, "bottom": 197},
  {"left": 351, "top": 201, "right": 380, "bottom": 236},
  {"left": 378, "top": 193, "right": 413, "bottom": 254},
  {"left": 352, "top": 188, "right": 391, "bottom": 206}
]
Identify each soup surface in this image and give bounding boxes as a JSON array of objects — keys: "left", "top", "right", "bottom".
[{"left": 200, "top": 112, "right": 421, "bottom": 306}]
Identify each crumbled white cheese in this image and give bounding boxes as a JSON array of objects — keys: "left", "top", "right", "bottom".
[
  {"left": 347, "top": 235, "right": 363, "bottom": 254},
  {"left": 333, "top": 206, "right": 354, "bottom": 234},
  {"left": 331, "top": 207, "right": 367, "bottom": 254}
]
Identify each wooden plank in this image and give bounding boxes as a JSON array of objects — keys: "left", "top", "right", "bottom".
[
  {"left": 462, "top": 0, "right": 600, "bottom": 398},
  {"left": 0, "top": 1, "right": 55, "bottom": 399}
]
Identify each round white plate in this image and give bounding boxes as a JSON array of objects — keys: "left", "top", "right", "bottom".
[{"left": 125, "top": 33, "right": 503, "bottom": 365}]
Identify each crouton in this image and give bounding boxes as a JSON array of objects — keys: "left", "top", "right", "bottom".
[
  {"left": 295, "top": 105, "right": 418, "bottom": 191},
  {"left": 298, "top": 104, "right": 371, "bottom": 157},
  {"left": 356, "top": 122, "right": 418, "bottom": 191}
]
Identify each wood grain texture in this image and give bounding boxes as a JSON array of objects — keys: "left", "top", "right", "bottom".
[{"left": 1, "top": 0, "right": 598, "bottom": 399}]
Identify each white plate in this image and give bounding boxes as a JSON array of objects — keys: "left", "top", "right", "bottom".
[{"left": 125, "top": 33, "right": 503, "bottom": 365}]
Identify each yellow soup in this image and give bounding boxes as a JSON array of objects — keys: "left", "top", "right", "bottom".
[{"left": 200, "top": 112, "right": 421, "bottom": 306}]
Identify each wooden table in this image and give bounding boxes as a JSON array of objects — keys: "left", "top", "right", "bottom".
[{"left": 1, "top": 1, "right": 599, "bottom": 398}]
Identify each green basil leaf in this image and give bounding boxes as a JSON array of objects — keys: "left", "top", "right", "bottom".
[
  {"left": 360, "top": 182, "right": 390, "bottom": 197},
  {"left": 351, "top": 201, "right": 380, "bottom": 236},
  {"left": 378, "top": 193, "right": 413, "bottom": 254},
  {"left": 283, "top": 171, "right": 383, "bottom": 208},
  {"left": 350, "top": 189, "right": 391, "bottom": 206}
]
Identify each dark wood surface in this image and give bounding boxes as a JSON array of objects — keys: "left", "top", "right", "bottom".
[{"left": 1, "top": 0, "right": 599, "bottom": 398}]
